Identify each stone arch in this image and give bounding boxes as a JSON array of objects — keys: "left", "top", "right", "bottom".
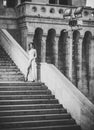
[
  {"left": 82, "top": 31, "right": 92, "bottom": 95},
  {"left": 46, "top": 29, "right": 56, "bottom": 65},
  {"left": 72, "top": 30, "right": 80, "bottom": 87},
  {"left": 33, "top": 28, "right": 43, "bottom": 62},
  {"left": 58, "top": 29, "right": 68, "bottom": 76}
]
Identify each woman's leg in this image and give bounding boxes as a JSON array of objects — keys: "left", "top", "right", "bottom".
[{"left": 25, "top": 62, "right": 31, "bottom": 81}]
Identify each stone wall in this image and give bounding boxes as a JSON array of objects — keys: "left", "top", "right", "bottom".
[
  {"left": 0, "top": 8, "right": 17, "bottom": 29},
  {"left": 15, "top": 2, "right": 94, "bottom": 103}
]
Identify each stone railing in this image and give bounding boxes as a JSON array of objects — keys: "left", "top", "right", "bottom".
[
  {"left": 16, "top": 2, "right": 94, "bottom": 21},
  {"left": 0, "top": 29, "right": 28, "bottom": 76},
  {"left": 40, "top": 63, "right": 94, "bottom": 130}
]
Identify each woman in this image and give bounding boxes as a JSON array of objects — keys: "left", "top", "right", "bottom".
[{"left": 25, "top": 42, "right": 37, "bottom": 82}]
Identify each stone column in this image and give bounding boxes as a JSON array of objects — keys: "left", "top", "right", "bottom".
[
  {"left": 65, "top": 36, "right": 70, "bottom": 78},
  {"left": 82, "top": 33, "right": 91, "bottom": 97},
  {"left": 37, "top": 35, "right": 47, "bottom": 81},
  {"left": 78, "top": 37, "right": 83, "bottom": 90},
  {"left": 41, "top": 35, "right": 46, "bottom": 62},
  {"left": 53, "top": 36, "right": 59, "bottom": 68},
  {"left": 89, "top": 38, "right": 94, "bottom": 102},
  {"left": 72, "top": 31, "right": 81, "bottom": 87},
  {"left": 68, "top": 31, "right": 73, "bottom": 81}
]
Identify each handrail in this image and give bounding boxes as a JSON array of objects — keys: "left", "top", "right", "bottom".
[
  {"left": 0, "top": 29, "right": 29, "bottom": 76},
  {"left": 40, "top": 63, "right": 94, "bottom": 130}
]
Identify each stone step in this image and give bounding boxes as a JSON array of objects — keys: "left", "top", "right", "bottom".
[
  {"left": 0, "top": 76, "right": 24, "bottom": 82},
  {"left": 0, "top": 72, "right": 23, "bottom": 75},
  {"left": 0, "top": 59, "right": 15, "bottom": 63},
  {"left": 7, "top": 125, "right": 81, "bottom": 130},
  {"left": 0, "top": 114, "right": 71, "bottom": 122},
  {"left": 0, "top": 104, "right": 63, "bottom": 111},
  {"left": 0, "top": 68, "right": 20, "bottom": 72},
  {"left": 0, "top": 90, "right": 51, "bottom": 95},
  {"left": 0, "top": 74, "right": 24, "bottom": 78},
  {"left": 0, "top": 82, "right": 43, "bottom": 86},
  {"left": 0, "top": 85, "right": 48, "bottom": 91},
  {"left": 0, "top": 60, "right": 13, "bottom": 63},
  {"left": 0, "top": 74, "right": 24, "bottom": 77},
  {"left": 0, "top": 52, "right": 10, "bottom": 55},
  {"left": 0, "top": 66, "right": 17, "bottom": 69},
  {"left": 0, "top": 71, "right": 22, "bottom": 75},
  {"left": 0, "top": 52, "right": 9, "bottom": 56},
  {"left": 0, "top": 119, "right": 76, "bottom": 129},
  {"left": 0, "top": 50, "right": 7, "bottom": 53},
  {"left": 0, "top": 99, "right": 59, "bottom": 105},
  {"left": 0, "top": 58, "right": 12, "bottom": 61},
  {"left": 0, "top": 65, "right": 16, "bottom": 67},
  {"left": 0, "top": 76, "right": 24, "bottom": 78},
  {"left": 0, "top": 78, "right": 24, "bottom": 81},
  {"left": 0, "top": 63, "right": 15, "bottom": 66},
  {"left": 0, "top": 109, "right": 67, "bottom": 116},
  {"left": 0, "top": 95, "right": 55, "bottom": 100},
  {"left": 0, "top": 73, "right": 23, "bottom": 76}
]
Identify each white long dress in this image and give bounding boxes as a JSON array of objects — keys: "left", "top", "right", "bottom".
[{"left": 28, "top": 48, "right": 37, "bottom": 81}]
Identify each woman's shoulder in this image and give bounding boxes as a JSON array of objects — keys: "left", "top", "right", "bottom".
[
  {"left": 33, "top": 49, "right": 37, "bottom": 52},
  {"left": 29, "top": 49, "right": 36, "bottom": 54},
  {"left": 29, "top": 48, "right": 36, "bottom": 51}
]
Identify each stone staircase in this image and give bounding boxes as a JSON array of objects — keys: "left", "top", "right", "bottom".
[
  {"left": 0, "top": 46, "right": 81, "bottom": 130},
  {"left": 0, "top": 46, "right": 24, "bottom": 81}
]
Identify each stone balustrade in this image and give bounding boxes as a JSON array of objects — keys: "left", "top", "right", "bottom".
[{"left": 40, "top": 63, "right": 94, "bottom": 130}]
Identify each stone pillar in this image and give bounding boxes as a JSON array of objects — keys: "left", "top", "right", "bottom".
[
  {"left": 78, "top": 37, "right": 83, "bottom": 90},
  {"left": 41, "top": 35, "right": 46, "bottom": 62},
  {"left": 65, "top": 36, "right": 70, "bottom": 78},
  {"left": 82, "top": 33, "right": 90, "bottom": 97},
  {"left": 68, "top": 31, "right": 73, "bottom": 81},
  {"left": 72, "top": 31, "right": 81, "bottom": 87},
  {"left": 53, "top": 36, "right": 59, "bottom": 68},
  {"left": 37, "top": 35, "right": 47, "bottom": 81},
  {"left": 89, "top": 38, "right": 94, "bottom": 102},
  {"left": 58, "top": 31, "right": 69, "bottom": 77}
]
